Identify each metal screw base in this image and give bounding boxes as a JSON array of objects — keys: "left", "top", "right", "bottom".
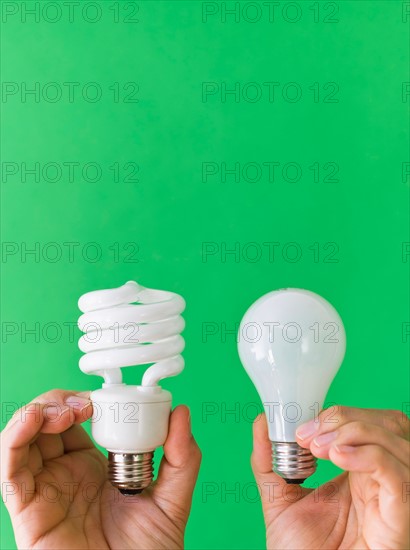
[
  {"left": 272, "top": 442, "right": 316, "bottom": 484},
  {"left": 108, "top": 451, "right": 154, "bottom": 494}
]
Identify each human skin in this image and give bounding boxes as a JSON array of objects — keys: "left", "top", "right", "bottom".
[
  {"left": 1, "top": 389, "right": 201, "bottom": 549},
  {"left": 252, "top": 406, "right": 410, "bottom": 550}
]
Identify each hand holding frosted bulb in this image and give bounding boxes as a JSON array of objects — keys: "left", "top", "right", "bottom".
[
  {"left": 252, "top": 406, "right": 409, "bottom": 550},
  {"left": 239, "top": 289, "right": 409, "bottom": 549}
]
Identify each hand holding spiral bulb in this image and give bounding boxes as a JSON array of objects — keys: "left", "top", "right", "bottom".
[{"left": 78, "top": 281, "right": 185, "bottom": 494}]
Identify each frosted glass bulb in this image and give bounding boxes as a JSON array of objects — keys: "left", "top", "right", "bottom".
[{"left": 238, "top": 288, "right": 346, "bottom": 483}]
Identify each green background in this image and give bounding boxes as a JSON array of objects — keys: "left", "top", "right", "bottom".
[{"left": 1, "top": 1, "right": 409, "bottom": 548}]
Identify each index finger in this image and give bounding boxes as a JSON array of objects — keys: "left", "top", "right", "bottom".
[
  {"left": 1, "top": 391, "right": 92, "bottom": 513},
  {"left": 296, "top": 406, "right": 409, "bottom": 448}
]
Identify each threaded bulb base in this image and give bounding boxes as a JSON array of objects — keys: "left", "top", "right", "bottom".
[
  {"left": 272, "top": 442, "right": 316, "bottom": 484},
  {"left": 108, "top": 451, "right": 154, "bottom": 494}
]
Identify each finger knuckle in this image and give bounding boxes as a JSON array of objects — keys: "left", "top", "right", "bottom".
[
  {"left": 33, "top": 389, "right": 65, "bottom": 403},
  {"left": 387, "top": 409, "right": 405, "bottom": 421},
  {"left": 192, "top": 443, "right": 202, "bottom": 462},
  {"left": 390, "top": 409, "right": 410, "bottom": 436},
  {"left": 372, "top": 445, "right": 387, "bottom": 464},
  {"left": 319, "top": 405, "right": 346, "bottom": 428},
  {"left": 344, "top": 420, "right": 367, "bottom": 438},
  {"left": 382, "top": 411, "right": 406, "bottom": 436}
]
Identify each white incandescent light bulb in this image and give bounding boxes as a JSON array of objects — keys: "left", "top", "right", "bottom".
[
  {"left": 78, "top": 280, "right": 185, "bottom": 494},
  {"left": 238, "top": 288, "right": 346, "bottom": 484}
]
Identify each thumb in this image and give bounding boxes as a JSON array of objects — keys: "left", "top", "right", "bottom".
[
  {"left": 153, "top": 406, "right": 201, "bottom": 525},
  {"left": 251, "top": 414, "right": 306, "bottom": 517}
]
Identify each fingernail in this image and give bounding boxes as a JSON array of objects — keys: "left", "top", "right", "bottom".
[
  {"left": 296, "top": 419, "right": 319, "bottom": 440},
  {"left": 187, "top": 408, "right": 191, "bottom": 430},
  {"left": 334, "top": 445, "right": 356, "bottom": 453},
  {"left": 43, "top": 405, "right": 70, "bottom": 420},
  {"left": 65, "top": 395, "right": 91, "bottom": 411},
  {"left": 313, "top": 431, "right": 338, "bottom": 447}
]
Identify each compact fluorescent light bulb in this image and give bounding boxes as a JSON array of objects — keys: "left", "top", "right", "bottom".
[
  {"left": 238, "top": 288, "right": 346, "bottom": 483},
  {"left": 78, "top": 281, "right": 185, "bottom": 494}
]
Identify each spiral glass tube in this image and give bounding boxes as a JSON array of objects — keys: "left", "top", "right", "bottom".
[{"left": 78, "top": 280, "right": 185, "bottom": 493}]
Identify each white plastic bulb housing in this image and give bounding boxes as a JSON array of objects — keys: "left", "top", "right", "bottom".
[
  {"left": 238, "top": 288, "right": 346, "bottom": 483},
  {"left": 78, "top": 280, "right": 185, "bottom": 493}
]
